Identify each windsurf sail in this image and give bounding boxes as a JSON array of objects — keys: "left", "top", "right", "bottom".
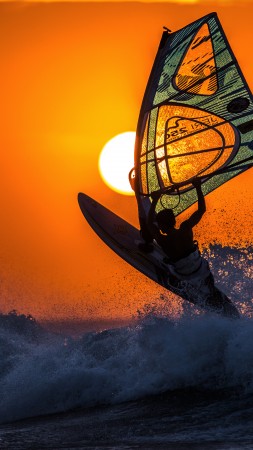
[{"left": 131, "top": 13, "right": 253, "bottom": 220}]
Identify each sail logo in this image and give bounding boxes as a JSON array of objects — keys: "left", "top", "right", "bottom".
[
  {"left": 174, "top": 23, "right": 218, "bottom": 96},
  {"left": 153, "top": 104, "right": 238, "bottom": 188},
  {"left": 166, "top": 115, "right": 220, "bottom": 140}
]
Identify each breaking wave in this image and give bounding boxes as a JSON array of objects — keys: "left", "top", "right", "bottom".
[{"left": 0, "top": 244, "right": 252, "bottom": 425}]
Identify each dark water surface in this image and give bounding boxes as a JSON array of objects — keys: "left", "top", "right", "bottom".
[{"left": 1, "top": 389, "right": 253, "bottom": 449}]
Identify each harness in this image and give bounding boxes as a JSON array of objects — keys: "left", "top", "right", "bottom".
[{"left": 163, "top": 240, "right": 200, "bottom": 265}]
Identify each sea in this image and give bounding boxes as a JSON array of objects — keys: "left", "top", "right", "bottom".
[{"left": 0, "top": 244, "right": 252, "bottom": 449}]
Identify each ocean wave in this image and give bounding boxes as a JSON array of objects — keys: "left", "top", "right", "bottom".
[
  {"left": 0, "top": 244, "right": 252, "bottom": 424},
  {"left": 1, "top": 311, "right": 253, "bottom": 424}
]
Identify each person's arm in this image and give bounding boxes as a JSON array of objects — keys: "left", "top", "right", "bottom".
[
  {"left": 182, "top": 179, "right": 206, "bottom": 228},
  {"left": 147, "top": 191, "right": 161, "bottom": 239}
]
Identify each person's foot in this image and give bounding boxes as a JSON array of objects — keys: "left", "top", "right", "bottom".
[{"left": 138, "top": 242, "right": 154, "bottom": 253}]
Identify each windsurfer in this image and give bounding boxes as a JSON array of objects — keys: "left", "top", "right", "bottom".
[
  {"left": 146, "top": 179, "right": 213, "bottom": 287},
  {"left": 148, "top": 179, "right": 205, "bottom": 260},
  {"left": 138, "top": 179, "right": 240, "bottom": 318}
]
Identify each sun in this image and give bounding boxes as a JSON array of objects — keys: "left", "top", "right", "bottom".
[{"left": 98, "top": 132, "right": 136, "bottom": 195}]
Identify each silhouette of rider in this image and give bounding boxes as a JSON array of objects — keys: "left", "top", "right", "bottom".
[
  {"left": 138, "top": 179, "right": 240, "bottom": 318},
  {"left": 147, "top": 179, "right": 206, "bottom": 263}
]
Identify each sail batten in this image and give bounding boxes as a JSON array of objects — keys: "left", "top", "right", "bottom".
[{"left": 134, "top": 12, "right": 253, "bottom": 218}]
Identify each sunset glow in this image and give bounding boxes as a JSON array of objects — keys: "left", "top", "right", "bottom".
[{"left": 0, "top": 1, "right": 252, "bottom": 321}]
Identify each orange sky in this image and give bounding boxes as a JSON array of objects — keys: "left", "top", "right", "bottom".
[{"left": 0, "top": 1, "right": 252, "bottom": 321}]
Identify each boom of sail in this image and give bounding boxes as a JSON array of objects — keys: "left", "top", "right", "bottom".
[{"left": 131, "top": 13, "right": 253, "bottom": 218}]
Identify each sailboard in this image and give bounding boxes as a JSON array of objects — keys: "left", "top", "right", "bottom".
[
  {"left": 130, "top": 12, "right": 253, "bottom": 221},
  {"left": 78, "top": 193, "right": 239, "bottom": 318}
]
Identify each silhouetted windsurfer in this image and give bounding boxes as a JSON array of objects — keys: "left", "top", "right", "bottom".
[
  {"left": 147, "top": 179, "right": 205, "bottom": 264},
  {"left": 140, "top": 179, "right": 239, "bottom": 318},
  {"left": 146, "top": 179, "right": 210, "bottom": 286}
]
